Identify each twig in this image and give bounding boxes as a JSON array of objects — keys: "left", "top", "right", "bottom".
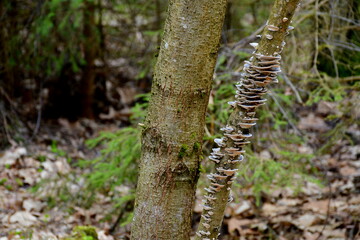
[
  {"left": 315, "top": 168, "right": 332, "bottom": 240},
  {"left": 29, "top": 80, "right": 44, "bottom": 141},
  {"left": 280, "top": 73, "right": 303, "bottom": 104},
  {"left": 268, "top": 91, "right": 302, "bottom": 136},
  {"left": 338, "top": 76, "right": 360, "bottom": 82},
  {"left": 226, "top": 24, "right": 266, "bottom": 68},
  {"left": 109, "top": 201, "right": 132, "bottom": 234}
]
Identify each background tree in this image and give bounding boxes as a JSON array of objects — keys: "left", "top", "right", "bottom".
[{"left": 131, "top": 1, "right": 227, "bottom": 239}]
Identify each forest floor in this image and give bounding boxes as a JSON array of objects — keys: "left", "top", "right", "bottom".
[{"left": 1, "top": 101, "right": 360, "bottom": 240}]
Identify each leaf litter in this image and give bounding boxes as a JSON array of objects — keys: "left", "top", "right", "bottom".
[{"left": 0, "top": 99, "right": 359, "bottom": 240}]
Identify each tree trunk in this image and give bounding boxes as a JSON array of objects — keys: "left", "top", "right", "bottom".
[
  {"left": 131, "top": 1, "right": 227, "bottom": 239},
  {"left": 80, "top": 0, "right": 97, "bottom": 119},
  {"left": 195, "top": 0, "right": 301, "bottom": 239}
]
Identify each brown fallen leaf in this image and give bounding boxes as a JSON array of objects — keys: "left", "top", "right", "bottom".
[
  {"left": 55, "top": 157, "right": 71, "bottom": 174},
  {"left": 293, "top": 214, "right": 323, "bottom": 230},
  {"left": 278, "top": 198, "right": 302, "bottom": 207},
  {"left": 233, "top": 201, "right": 252, "bottom": 215},
  {"left": 339, "top": 165, "right": 357, "bottom": 176},
  {"left": 18, "top": 168, "right": 39, "bottom": 185},
  {"left": 0, "top": 147, "right": 27, "bottom": 166},
  {"left": 23, "top": 199, "right": 45, "bottom": 212},
  {"left": 262, "top": 203, "right": 288, "bottom": 217},
  {"left": 227, "top": 218, "right": 254, "bottom": 236},
  {"left": 303, "top": 231, "right": 321, "bottom": 240},
  {"left": 316, "top": 101, "right": 339, "bottom": 116},
  {"left": 98, "top": 230, "right": 115, "bottom": 240},
  {"left": 9, "top": 211, "right": 38, "bottom": 227},
  {"left": 298, "top": 113, "right": 330, "bottom": 132},
  {"left": 302, "top": 200, "right": 329, "bottom": 215}
]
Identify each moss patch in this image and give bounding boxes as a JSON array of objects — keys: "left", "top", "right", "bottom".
[
  {"left": 193, "top": 142, "right": 201, "bottom": 152},
  {"left": 178, "top": 144, "right": 189, "bottom": 158},
  {"left": 62, "top": 226, "right": 98, "bottom": 240}
]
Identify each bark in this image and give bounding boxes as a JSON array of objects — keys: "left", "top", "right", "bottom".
[
  {"left": 195, "top": 1, "right": 301, "bottom": 239},
  {"left": 131, "top": 1, "right": 227, "bottom": 240}
]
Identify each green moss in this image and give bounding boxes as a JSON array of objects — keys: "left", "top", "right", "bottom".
[
  {"left": 193, "top": 142, "right": 201, "bottom": 152},
  {"left": 178, "top": 144, "right": 189, "bottom": 158},
  {"left": 62, "top": 226, "right": 98, "bottom": 240},
  {"left": 190, "top": 132, "right": 197, "bottom": 139}
]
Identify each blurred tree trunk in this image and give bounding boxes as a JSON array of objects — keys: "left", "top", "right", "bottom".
[
  {"left": 131, "top": 1, "right": 227, "bottom": 239},
  {"left": 0, "top": 1, "right": 19, "bottom": 97},
  {"left": 80, "top": 0, "right": 97, "bottom": 118}
]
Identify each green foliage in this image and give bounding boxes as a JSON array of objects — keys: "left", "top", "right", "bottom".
[
  {"left": 9, "top": 230, "right": 33, "bottom": 240},
  {"left": 83, "top": 127, "right": 141, "bottom": 191},
  {"left": 2, "top": 0, "right": 87, "bottom": 77},
  {"left": 0, "top": 178, "right": 7, "bottom": 185},
  {"left": 305, "top": 74, "right": 347, "bottom": 105},
  {"left": 62, "top": 226, "right": 98, "bottom": 240},
  {"left": 73, "top": 93, "right": 149, "bottom": 224},
  {"left": 51, "top": 140, "right": 67, "bottom": 157},
  {"left": 237, "top": 138, "right": 319, "bottom": 205}
]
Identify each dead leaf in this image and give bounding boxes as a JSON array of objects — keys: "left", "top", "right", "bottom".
[
  {"left": 9, "top": 211, "right": 37, "bottom": 227},
  {"left": 303, "top": 200, "right": 329, "bottom": 215},
  {"left": 262, "top": 203, "right": 287, "bottom": 217},
  {"left": 23, "top": 199, "right": 45, "bottom": 212},
  {"left": 98, "top": 230, "right": 114, "bottom": 240},
  {"left": 18, "top": 168, "right": 39, "bottom": 185},
  {"left": 55, "top": 158, "right": 71, "bottom": 174},
  {"left": 259, "top": 150, "right": 272, "bottom": 159},
  {"left": 99, "top": 107, "right": 117, "bottom": 120},
  {"left": 278, "top": 198, "right": 302, "bottom": 207},
  {"left": 0, "top": 147, "right": 27, "bottom": 166},
  {"left": 227, "top": 218, "right": 253, "bottom": 236},
  {"left": 233, "top": 201, "right": 251, "bottom": 215},
  {"left": 293, "top": 214, "right": 323, "bottom": 229},
  {"left": 316, "top": 101, "right": 339, "bottom": 116},
  {"left": 303, "top": 231, "right": 321, "bottom": 240},
  {"left": 298, "top": 113, "right": 330, "bottom": 132},
  {"left": 302, "top": 182, "right": 322, "bottom": 195},
  {"left": 298, "top": 145, "right": 314, "bottom": 154},
  {"left": 117, "top": 86, "right": 137, "bottom": 105},
  {"left": 339, "top": 165, "right": 357, "bottom": 176}
]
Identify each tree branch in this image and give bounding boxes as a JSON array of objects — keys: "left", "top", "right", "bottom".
[{"left": 195, "top": 0, "right": 302, "bottom": 239}]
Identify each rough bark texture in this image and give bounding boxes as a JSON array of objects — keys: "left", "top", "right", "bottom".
[
  {"left": 131, "top": 1, "right": 227, "bottom": 240},
  {"left": 195, "top": 1, "right": 301, "bottom": 239}
]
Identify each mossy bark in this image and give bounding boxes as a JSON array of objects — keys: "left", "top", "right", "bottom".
[
  {"left": 195, "top": 1, "right": 301, "bottom": 239},
  {"left": 131, "top": 1, "right": 227, "bottom": 239}
]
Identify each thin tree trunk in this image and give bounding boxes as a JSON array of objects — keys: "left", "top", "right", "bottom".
[
  {"left": 195, "top": 1, "right": 301, "bottom": 239},
  {"left": 131, "top": 1, "right": 227, "bottom": 239},
  {"left": 80, "top": 0, "right": 97, "bottom": 119}
]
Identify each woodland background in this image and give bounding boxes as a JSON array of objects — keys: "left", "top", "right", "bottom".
[{"left": 0, "top": 0, "right": 360, "bottom": 239}]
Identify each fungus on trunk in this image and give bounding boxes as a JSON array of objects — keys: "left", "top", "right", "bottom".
[{"left": 195, "top": 0, "right": 301, "bottom": 239}]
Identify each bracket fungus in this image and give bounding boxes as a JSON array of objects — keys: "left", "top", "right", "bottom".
[
  {"left": 196, "top": 32, "right": 284, "bottom": 240},
  {"left": 267, "top": 25, "right": 279, "bottom": 31}
]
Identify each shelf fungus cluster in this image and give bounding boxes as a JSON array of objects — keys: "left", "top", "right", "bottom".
[{"left": 196, "top": 53, "right": 282, "bottom": 239}]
